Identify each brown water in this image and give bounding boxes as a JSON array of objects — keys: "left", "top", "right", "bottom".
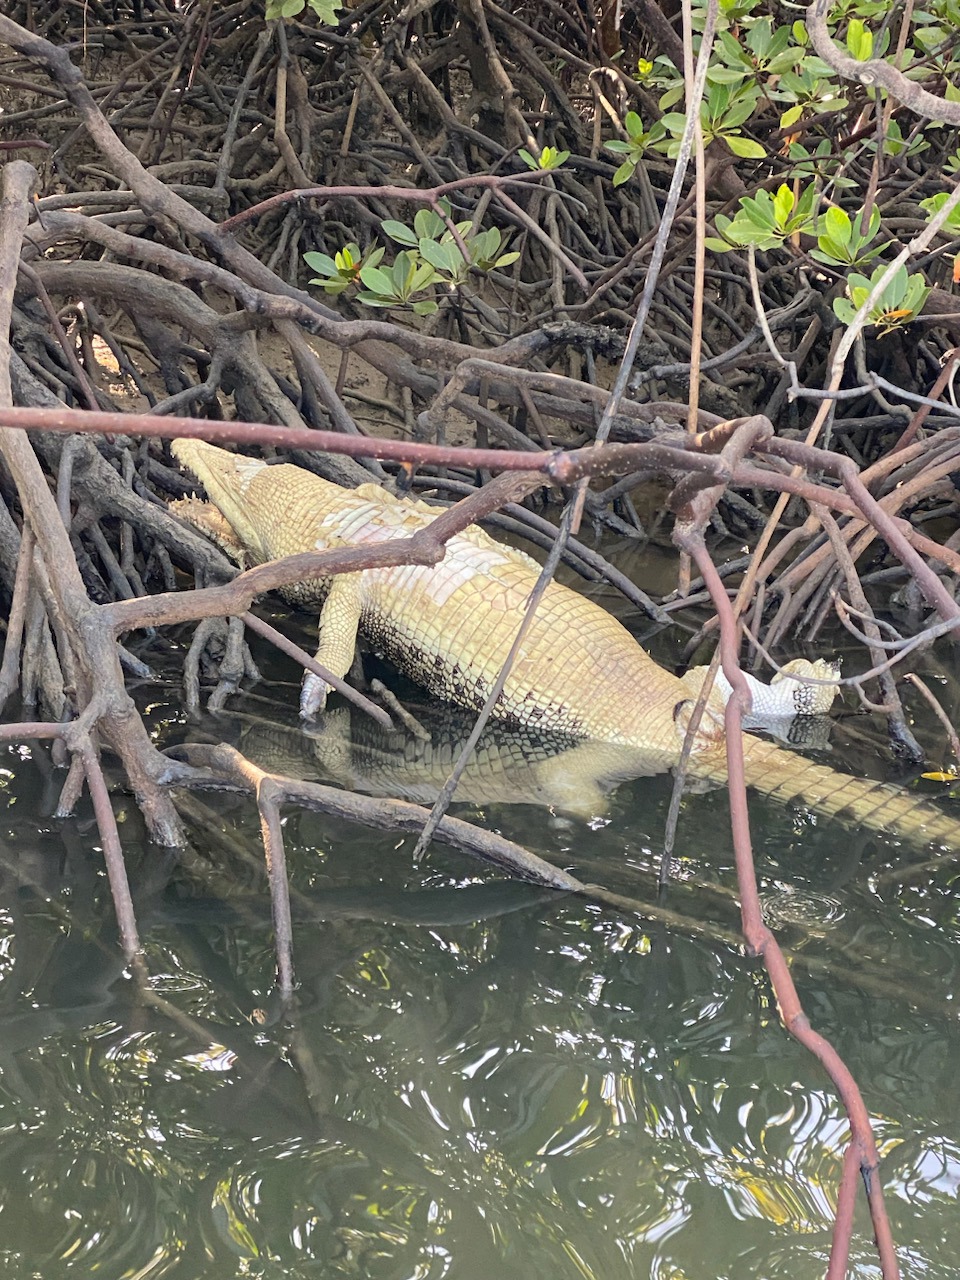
[{"left": 0, "top": 657, "right": 957, "bottom": 1279}]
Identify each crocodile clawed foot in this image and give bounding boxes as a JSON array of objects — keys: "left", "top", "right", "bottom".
[{"left": 299, "top": 672, "right": 331, "bottom": 720}]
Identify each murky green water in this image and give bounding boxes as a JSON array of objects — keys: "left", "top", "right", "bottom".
[{"left": 0, "top": 660, "right": 958, "bottom": 1279}]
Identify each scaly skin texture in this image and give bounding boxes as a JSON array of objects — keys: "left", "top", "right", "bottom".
[
  {"left": 225, "top": 706, "right": 667, "bottom": 817},
  {"left": 172, "top": 439, "right": 960, "bottom": 847}
]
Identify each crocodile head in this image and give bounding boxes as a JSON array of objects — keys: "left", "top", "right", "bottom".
[{"left": 172, "top": 438, "right": 272, "bottom": 563}]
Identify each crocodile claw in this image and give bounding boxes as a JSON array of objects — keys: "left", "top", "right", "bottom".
[{"left": 299, "top": 671, "right": 330, "bottom": 720}]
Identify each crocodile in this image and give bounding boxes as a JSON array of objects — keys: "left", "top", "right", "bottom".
[
  {"left": 171, "top": 438, "right": 960, "bottom": 846},
  {"left": 218, "top": 704, "right": 834, "bottom": 819}
]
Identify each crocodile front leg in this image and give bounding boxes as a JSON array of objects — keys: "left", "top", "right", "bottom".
[{"left": 300, "top": 574, "right": 364, "bottom": 719}]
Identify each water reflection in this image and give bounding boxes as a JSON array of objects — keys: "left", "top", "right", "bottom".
[{"left": 0, "top": 723, "right": 957, "bottom": 1279}]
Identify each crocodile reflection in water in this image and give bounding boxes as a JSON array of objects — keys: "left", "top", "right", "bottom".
[{"left": 215, "top": 699, "right": 838, "bottom": 819}]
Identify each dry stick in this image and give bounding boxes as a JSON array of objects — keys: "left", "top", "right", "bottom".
[
  {"left": 272, "top": 22, "right": 314, "bottom": 191},
  {"left": 240, "top": 610, "right": 394, "bottom": 730},
  {"left": 751, "top": 441, "right": 960, "bottom": 636},
  {"left": 173, "top": 745, "right": 957, "bottom": 1019},
  {"left": 592, "top": 0, "right": 718, "bottom": 452},
  {"left": 273, "top": 318, "right": 388, "bottom": 481},
  {"left": 413, "top": 0, "right": 720, "bottom": 856},
  {"left": 491, "top": 189, "right": 590, "bottom": 293},
  {"left": 356, "top": 60, "right": 445, "bottom": 187},
  {"left": 807, "top": 0, "right": 960, "bottom": 125},
  {"left": 769, "top": 436, "right": 960, "bottom": 625},
  {"left": 0, "top": 402, "right": 721, "bottom": 477},
  {"left": 682, "top": 0, "right": 707, "bottom": 435},
  {"left": 815, "top": 504, "right": 921, "bottom": 757},
  {"left": 7, "top": 403, "right": 960, "bottom": 621},
  {"left": 891, "top": 346, "right": 960, "bottom": 454},
  {"left": 732, "top": 172, "right": 960, "bottom": 676},
  {"left": 214, "top": 24, "right": 271, "bottom": 192},
  {"left": 659, "top": 645, "right": 721, "bottom": 887},
  {"left": 658, "top": 0, "right": 721, "bottom": 867},
  {"left": 75, "top": 737, "right": 140, "bottom": 956},
  {"left": 678, "top": 531, "right": 899, "bottom": 1280},
  {"left": 728, "top": 248, "right": 829, "bottom": 638},
  {"left": 217, "top": 748, "right": 295, "bottom": 995},
  {"left": 18, "top": 261, "right": 101, "bottom": 411},
  {"left": 903, "top": 672, "right": 960, "bottom": 767},
  {"left": 0, "top": 523, "right": 34, "bottom": 713},
  {"left": 207, "top": 743, "right": 587, "bottom": 890},
  {"left": 0, "top": 163, "right": 180, "bottom": 845},
  {"left": 218, "top": 170, "right": 550, "bottom": 236},
  {"left": 0, "top": 717, "right": 139, "bottom": 954},
  {"left": 830, "top": 1140, "right": 864, "bottom": 1280},
  {"left": 409, "top": 498, "right": 579, "bottom": 863}
]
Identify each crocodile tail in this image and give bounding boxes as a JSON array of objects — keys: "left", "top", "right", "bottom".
[{"left": 740, "top": 735, "right": 959, "bottom": 848}]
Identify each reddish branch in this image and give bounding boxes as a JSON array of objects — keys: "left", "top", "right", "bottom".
[{"left": 678, "top": 531, "right": 900, "bottom": 1280}]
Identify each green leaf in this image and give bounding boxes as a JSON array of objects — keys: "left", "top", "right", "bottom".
[
  {"left": 518, "top": 149, "right": 538, "bottom": 171},
  {"left": 773, "top": 184, "right": 794, "bottom": 227},
  {"left": 920, "top": 190, "right": 960, "bottom": 231},
  {"left": 604, "top": 139, "right": 634, "bottom": 154},
  {"left": 766, "top": 25, "right": 791, "bottom": 59},
  {"left": 823, "top": 205, "right": 852, "bottom": 247},
  {"left": 704, "top": 236, "right": 734, "bottom": 252},
  {"left": 766, "top": 48, "right": 799, "bottom": 75},
  {"left": 305, "top": 0, "right": 342, "bottom": 20},
  {"left": 393, "top": 249, "right": 415, "bottom": 284},
  {"left": 746, "top": 17, "right": 772, "bottom": 58},
  {"left": 409, "top": 260, "right": 439, "bottom": 292},
  {"left": 381, "top": 220, "right": 418, "bottom": 246},
  {"left": 412, "top": 299, "right": 439, "bottom": 316},
  {"left": 613, "top": 159, "right": 636, "bottom": 186},
  {"left": 414, "top": 208, "right": 445, "bottom": 239},
  {"left": 660, "top": 112, "right": 688, "bottom": 134},
  {"left": 718, "top": 30, "right": 746, "bottom": 62},
  {"left": 846, "top": 18, "right": 873, "bottom": 60},
  {"left": 809, "top": 244, "right": 846, "bottom": 265},
  {"left": 724, "top": 134, "right": 766, "bottom": 159},
  {"left": 419, "top": 238, "right": 460, "bottom": 274},
  {"left": 709, "top": 66, "right": 751, "bottom": 84},
  {"left": 358, "top": 266, "right": 394, "bottom": 295},
  {"left": 659, "top": 85, "right": 685, "bottom": 110},
  {"left": 303, "top": 251, "right": 339, "bottom": 277},
  {"left": 851, "top": 207, "right": 880, "bottom": 244},
  {"left": 780, "top": 103, "right": 803, "bottom": 129},
  {"left": 470, "top": 228, "right": 498, "bottom": 260},
  {"left": 624, "top": 110, "right": 643, "bottom": 136},
  {"left": 740, "top": 193, "right": 777, "bottom": 228},
  {"left": 493, "top": 252, "right": 520, "bottom": 268},
  {"left": 335, "top": 244, "right": 360, "bottom": 270},
  {"left": 721, "top": 92, "right": 761, "bottom": 129}
]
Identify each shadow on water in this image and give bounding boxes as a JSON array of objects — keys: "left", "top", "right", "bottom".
[{"left": 0, "top": 685, "right": 958, "bottom": 1280}]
